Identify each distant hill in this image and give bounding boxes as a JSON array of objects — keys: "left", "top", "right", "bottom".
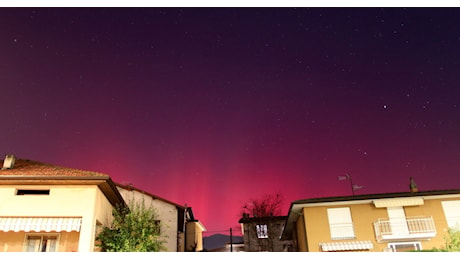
[{"left": 203, "top": 233, "right": 243, "bottom": 250}]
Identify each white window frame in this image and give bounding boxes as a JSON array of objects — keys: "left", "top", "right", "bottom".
[
  {"left": 388, "top": 241, "right": 422, "bottom": 252},
  {"left": 23, "top": 233, "right": 60, "bottom": 252},
  {"left": 327, "top": 207, "right": 355, "bottom": 240},
  {"left": 256, "top": 224, "right": 268, "bottom": 239}
]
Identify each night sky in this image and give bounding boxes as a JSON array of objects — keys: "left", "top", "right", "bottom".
[{"left": 1, "top": 7, "right": 460, "bottom": 236}]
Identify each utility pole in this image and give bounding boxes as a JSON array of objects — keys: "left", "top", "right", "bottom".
[{"left": 230, "top": 228, "right": 233, "bottom": 252}]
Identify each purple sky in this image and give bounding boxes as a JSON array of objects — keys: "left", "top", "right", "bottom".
[{"left": 1, "top": 7, "right": 460, "bottom": 236}]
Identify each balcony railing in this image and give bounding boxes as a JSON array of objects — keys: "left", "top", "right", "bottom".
[{"left": 373, "top": 216, "right": 436, "bottom": 242}]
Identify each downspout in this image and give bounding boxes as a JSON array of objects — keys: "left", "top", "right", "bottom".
[{"left": 183, "top": 206, "right": 188, "bottom": 251}]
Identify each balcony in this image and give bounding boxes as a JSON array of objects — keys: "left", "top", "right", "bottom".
[{"left": 373, "top": 216, "right": 436, "bottom": 242}]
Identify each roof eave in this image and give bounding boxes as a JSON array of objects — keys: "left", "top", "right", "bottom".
[{"left": 0, "top": 175, "right": 126, "bottom": 208}]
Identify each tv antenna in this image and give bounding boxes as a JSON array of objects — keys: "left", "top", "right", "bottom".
[{"left": 338, "top": 173, "right": 363, "bottom": 195}]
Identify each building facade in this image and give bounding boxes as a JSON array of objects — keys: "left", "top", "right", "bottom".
[
  {"left": 0, "top": 155, "right": 205, "bottom": 252},
  {"left": 239, "top": 215, "right": 293, "bottom": 252},
  {"left": 116, "top": 183, "right": 206, "bottom": 252},
  {"left": 281, "top": 189, "right": 460, "bottom": 252},
  {"left": 0, "top": 156, "right": 125, "bottom": 252}
]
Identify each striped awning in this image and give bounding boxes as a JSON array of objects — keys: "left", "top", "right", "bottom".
[
  {"left": 373, "top": 197, "right": 424, "bottom": 208},
  {"left": 320, "top": 240, "right": 373, "bottom": 251},
  {"left": 0, "top": 217, "right": 82, "bottom": 232}
]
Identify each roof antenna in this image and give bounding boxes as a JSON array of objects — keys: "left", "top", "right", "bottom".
[{"left": 338, "top": 173, "right": 363, "bottom": 195}]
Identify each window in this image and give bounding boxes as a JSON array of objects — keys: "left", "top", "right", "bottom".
[
  {"left": 154, "top": 220, "right": 161, "bottom": 233},
  {"left": 25, "top": 235, "right": 58, "bottom": 252},
  {"left": 16, "top": 189, "right": 50, "bottom": 195},
  {"left": 387, "top": 206, "right": 409, "bottom": 236},
  {"left": 256, "top": 224, "right": 268, "bottom": 239},
  {"left": 327, "top": 207, "right": 355, "bottom": 240},
  {"left": 388, "top": 242, "right": 421, "bottom": 252},
  {"left": 442, "top": 200, "right": 460, "bottom": 230}
]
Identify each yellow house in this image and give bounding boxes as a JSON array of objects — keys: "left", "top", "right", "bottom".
[
  {"left": 281, "top": 188, "right": 460, "bottom": 252},
  {"left": 0, "top": 155, "right": 206, "bottom": 252},
  {"left": 0, "top": 155, "right": 125, "bottom": 252}
]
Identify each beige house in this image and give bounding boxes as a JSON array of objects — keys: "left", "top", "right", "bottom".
[
  {"left": 281, "top": 187, "right": 460, "bottom": 252},
  {"left": 0, "top": 155, "right": 205, "bottom": 252},
  {"left": 116, "top": 183, "right": 206, "bottom": 252}
]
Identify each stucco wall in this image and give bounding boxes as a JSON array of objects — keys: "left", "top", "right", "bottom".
[
  {"left": 0, "top": 231, "right": 24, "bottom": 252},
  {"left": 0, "top": 184, "right": 114, "bottom": 252},
  {"left": 299, "top": 196, "right": 460, "bottom": 252},
  {"left": 117, "top": 187, "right": 179, "bottom": 252},
  {"left": 296, "top": 211, "right": 307, "bottom": 252},
  {"left": 186, "top": 221, "right": 204, "bottom": 251}
]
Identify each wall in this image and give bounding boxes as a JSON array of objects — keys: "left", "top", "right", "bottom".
[
  {"left": 117, "top": 187, "right": 179, "bottom": 252},
  {"left": 185, "top": 221, "right": 205, "bottom": 251},
  {"left": 296, "top": 210, "right": 308, "bottom": 252},
  {"left": 0, "top": 184, "right": 114, "bottom": 252},
  {"left": 241, "top": 218, "right": 288, "bottom": 252},
  {"left": 298, "top": 195, "right": 460, "bottom": 252}
]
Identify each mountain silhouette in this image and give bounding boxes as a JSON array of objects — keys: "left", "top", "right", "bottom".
[{"left": 203, "top": 233, "right": 243, "bottom": 251}]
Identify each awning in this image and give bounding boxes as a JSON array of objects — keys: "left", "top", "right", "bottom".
[
  {"left": 0, "top": 217, "right": 82, "bottom": 232},
  {"left": 320, "top": 240, "right": 373, "bottom": 251},
  {"left": 373, "top": 197, "right": 424, "bottom": 208}
]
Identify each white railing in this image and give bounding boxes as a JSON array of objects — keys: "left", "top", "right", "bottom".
[{"left": 373, "top": 216, "right": 436, "bottom": 241}]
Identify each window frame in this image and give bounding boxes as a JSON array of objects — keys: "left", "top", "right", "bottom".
[
  {"left": 256, "top": 224, "right": 268, "bottom": 239},
  {"left": 388, "top": 241, "right": 422, "bottom": 252},
  {"left": 23, "top": 233, "right": 60, "bottom": 252},
  {"left": 16, "top": 189, "right": 50, "bottom": 196}
]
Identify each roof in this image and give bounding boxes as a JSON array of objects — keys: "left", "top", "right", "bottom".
[
  {"left": 116, "top": 182, "right": 186, "bottom": 210},
  {"left": 0, "top": 158, "right": 109, "bottom": 178},
  {"left": 0, "top": 157, "right": 125, "bottom": 207},
  {"left": 291, "top": 189, "right": 460, "bottom": 205},
  {"left": 239, "top": 215, "right": 287, "bottom": 224},
  {"left": 281, "top": 188, "right": 460, "bottom": 240},
  {"left": 116, "top": 182, "right": 206, "bottom": 232}
]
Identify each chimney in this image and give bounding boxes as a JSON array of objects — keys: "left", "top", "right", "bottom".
[
  {"left": 409, "top": 177, "right": 418, "bottom": 193},
  {"left": 2, "top": 154, "right": 16, "bottom": 170}
]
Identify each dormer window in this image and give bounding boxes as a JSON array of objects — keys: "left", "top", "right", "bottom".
[{"left": 16, "top": 189, "right": 50, "bottom": 195}]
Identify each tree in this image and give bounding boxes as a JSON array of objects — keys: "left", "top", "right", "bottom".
[
  {"left": 241, "top": 192, "right": 284, "bottom": 218},
  {"left": 240, "top": 192, "right": 286, "bottom": 252},
  {"left": 424, "top": 228, "right": 460, "bottom": 252},
  {"left": 441, "top": 228, "right": 460, "bottom": 252},
  {"left": 96, "top": 199, "right": 167, "bottom": 252}
]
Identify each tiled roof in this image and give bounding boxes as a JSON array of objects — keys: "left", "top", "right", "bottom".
[
  {"left": 0, "top": 158, "right": 109, "bottom": 178},
  {"left": 116, "top": 182, "right": 186, "bottom": 209}
]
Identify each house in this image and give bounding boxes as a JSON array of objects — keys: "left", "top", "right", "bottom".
[
  {"left": 116, "top": 183, "right": 206, "bottom": 252},
  {"left": 0, "top": 155, "right": 205, "bottom": 252},
  {"left": 239, "top": 214, "right": 293, "bottom": 252},
  {"left": 0, "top": 155, "right": 124, "bottom": 252},
  {"left": 280, "top": 186, "right": 460, "bottom": 252}
]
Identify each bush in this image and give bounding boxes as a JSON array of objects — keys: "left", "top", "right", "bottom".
[
  {"left": 96, "top": 199, "right": 167, "bottom": 252},
  {"left": 428, "top": 228, "right": 460, "bottom": 252}
]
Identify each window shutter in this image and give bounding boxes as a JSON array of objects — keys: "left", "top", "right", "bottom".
[
  {"left": 327, "top": 207, "right": 355, "bottom": 240},
  {"left": 442, "top": 200, "right": 460, "bottom": 229}
]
